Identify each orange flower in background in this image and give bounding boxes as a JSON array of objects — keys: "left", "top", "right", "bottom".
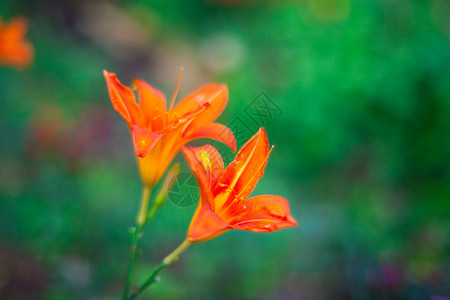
[
  {"left": 103, "top": 70, "right": 236, "bottom": 187},
  {"left": 182, "top": 128, "right": 297, "bottom": 242},
  {"left": 0, "top": 16, "right": 34, "bottom": 69}
]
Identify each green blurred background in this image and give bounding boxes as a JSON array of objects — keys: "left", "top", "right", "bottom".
[{"left": 1, "top": 0, "right": 449, "bottom": 299}]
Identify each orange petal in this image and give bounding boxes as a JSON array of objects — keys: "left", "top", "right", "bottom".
[
  {"left": 227, "top": 195, "right": 297, "bottom": 232},
  {"left": 214, "top": 128, "right": 270, "bottom": 208},
  {"left": 103, "top": 70, "right": 142, "bottom": 128},
  {"left": 172, "top": 84, "right": 228, "bottom": 129},
  {"left": 132, "top": 125, "right": 162, "bottom": 158},
  {"left": 184, "top": 123, "right": 237, "bottom": 152},
  {"left": 133, "top": 79, "right": 167, "bottom": 131},
  {"left": 137, "top": 130, "right": 182, "bottom": 188},
  {"left": 182, "top": 145, "right": 224, "bottom": 210},
  {"left": 187, "top": 202, "right": 230, "bottom": 242}
]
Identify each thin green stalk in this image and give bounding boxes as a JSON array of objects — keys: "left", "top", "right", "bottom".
[
  {"left": 123, "top": 186, "right": 152, "bottom": 300},
  {"left": 127, "top": 239, "right": 192, "bottom": 300},
  {"left": 127, "top": 264, "right": 166, "bottom": 300},
  {"left": 162, "top": 238, "right": 191, "bottom": 265},
  {"left": 136, "top": 185, "right": 152, "bottom": 228},
  {"left": 122, "top": 228, "right": 138, "bottom": 300}
]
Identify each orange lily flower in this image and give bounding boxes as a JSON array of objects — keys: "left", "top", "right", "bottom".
[
  {"left": 0, "top": 16, "right": 34, "bottom": 69},
  {"left": 103, "top": 70, "right": 236, "bottom": 187},
  {"left": 182, "top": 128, "right": 297, "bottom": 242}
]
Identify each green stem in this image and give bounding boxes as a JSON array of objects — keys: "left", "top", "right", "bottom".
[
  {"left": 136, "top": 186, "right": 152, "bottom": 227},
  {"left": 127, "top": 264, "right": 165, "bottom": 300},
  {"left": 123, "top": 186, "right": 152, "bottom": 300},
  {"left": 163, "top": 238, "right": 191, "bottom": 265},
  {"left": 122, "top": 228, "right": 138, "bottom": 300},
  {"left": 127, "top": 239, "right": 192, "bottom": 300}
]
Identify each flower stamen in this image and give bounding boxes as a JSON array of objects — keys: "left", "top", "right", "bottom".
[{"left": 168, "top": 67, "right": 184, "bottom": 115}]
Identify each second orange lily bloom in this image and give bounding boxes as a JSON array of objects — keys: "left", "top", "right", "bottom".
[
  {"left": 104, "top": 70, "right": 236, "bottom": 188},
  {"left": 0, "top": 16, "right": 34, "bottom": 69},
  {"left": 183, "top": 128, "right": 297, "bottom": 242}
]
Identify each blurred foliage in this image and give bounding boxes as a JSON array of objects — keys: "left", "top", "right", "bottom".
[{"left": 0, "top": 0, "right": 449, "bottom": 299}]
